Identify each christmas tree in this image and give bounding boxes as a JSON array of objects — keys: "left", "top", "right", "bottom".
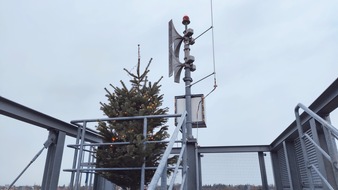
[{"left": 96, "top": 46, "right": 176, "bottom": 190}]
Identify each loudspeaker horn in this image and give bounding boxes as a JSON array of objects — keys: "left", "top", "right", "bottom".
[{"left": 169, "top": 20, "right": 184, "bottom": 83}]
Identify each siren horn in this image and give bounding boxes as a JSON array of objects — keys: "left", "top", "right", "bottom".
[{"left": 168, "top": 20, "right": 184, "bottom": 83}]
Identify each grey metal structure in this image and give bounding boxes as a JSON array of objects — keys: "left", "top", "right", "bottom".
[
  {"left": 0, "top": 96, "right": 101, "bottom": 143},
  {"left": 1, "top": 77, "right": 338, "bottom": 190},
  {"left": 169, "top": 16, "right": 199, "bottom": 190},
  {"left": 0, "top": 96, "right": 101, "bottom": 190},
  {"left": 64, "top": 113, "right": 186, "bottom": 190},
  {"left": 270, "top": 77, "right": 338, "bottom": 190}
]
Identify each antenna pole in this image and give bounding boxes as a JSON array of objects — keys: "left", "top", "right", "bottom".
[{"left": 182, "top": 15, "right": 199, "bottom": 190}]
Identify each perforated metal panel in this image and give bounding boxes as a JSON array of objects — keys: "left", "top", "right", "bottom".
[
  {"left": 294, "top": 129, "right": 323, "bottom": 188},
  {"left": 277, "top": 148, "right": 290, "bottom": 188}
]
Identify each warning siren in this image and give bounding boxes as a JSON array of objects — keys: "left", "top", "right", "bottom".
[
  {"left": 168, "top": 17, "right": 195, "bottom": 83},
  {"left": 168, "top": 20, "right": 184, "bottom": 83}
]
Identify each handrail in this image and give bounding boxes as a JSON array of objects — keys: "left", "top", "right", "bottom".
[
  {"left": 168, "top": 144, "right": 186, "bottom": 190},
  {"left": 67, "top": 113, "right": 186, "bottom": 189},
  {"left": 295, "top": 103, "right": 338, "bottom": 139},
  {"left": 309, "top": 164, "right": 334, "bottom": 190},
  {"left": 148, "top": 111, "right": 187, "bottom": 190},
  {"left": 295, "top": 103, "right": 338, "bottom": 188},
  {"left": 295, "top": 103, "right": 338, "bottom": 168},
  {"left": 71, "top": 113, "right": 182, "bottom": 124}
]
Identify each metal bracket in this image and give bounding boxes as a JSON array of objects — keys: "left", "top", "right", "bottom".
[{"left": 44, "top": 132, "right": 57, "bottom": 148}]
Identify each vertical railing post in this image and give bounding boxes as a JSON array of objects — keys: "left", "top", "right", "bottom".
[
  {"left": 70, "top": 124, "right": 82, "bottom": 190},
  {"left": 140, "top": 117, "right": 148, "bottom": 190},
  {"left": 75, "top": 121, "right": 87, "bottom": 190}
]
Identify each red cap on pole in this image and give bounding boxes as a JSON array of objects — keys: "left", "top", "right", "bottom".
[{"left": 182, "top": 15, "right": 190, "bottom": 25}]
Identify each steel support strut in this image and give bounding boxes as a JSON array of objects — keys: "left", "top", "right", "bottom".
[{"left": 8, "top": 131, "right": 58, "bottom": 190}]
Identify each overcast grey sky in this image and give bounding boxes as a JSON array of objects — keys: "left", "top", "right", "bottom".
[{"left": 1, "top": 0, "right": 338, "bottom": 186}]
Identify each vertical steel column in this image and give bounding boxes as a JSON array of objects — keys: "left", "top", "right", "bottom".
[
  {"left": 270, "top": 151, "right": 283, "bottom": 190},
  {"left": 322, "top": 115, "right": 338, "bottom": 189},
  {"left": 41, "top": 130, "right": 66, "bottom": 190},
  {"left": 258, "top": 152, "right": 268, "bottom": 190},
  {"left": 198, "top": 153, "right": 203, "bottom": 189},
  {"left": 284, "top": 141, "right": 302, "bottom": 189},
  {"left": 182, "top": 16, "right": 198, "bottom": 190}
]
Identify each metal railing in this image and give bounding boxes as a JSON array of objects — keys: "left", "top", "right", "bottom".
[
  {"left": 295, "top": 103, "right": 338, "bottom": 190},
  {"left": 64, "top": 112, "right": 187, "bottom": 190},
  {"left": 148, "top": 111, "right": 187, "bottom": 190}
]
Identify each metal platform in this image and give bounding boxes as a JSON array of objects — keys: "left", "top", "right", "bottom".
[{"left": 1, "top": 78, "right": 338, "bottom": 190}]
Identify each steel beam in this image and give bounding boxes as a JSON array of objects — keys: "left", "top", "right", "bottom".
[
  {"left": 0, "top": 96, "right": 102, "bottom": 143},
  {"left": 171, "top": 145, "right": 270, "bottom": 154},
  {"left": 270, "top": 78, "right": 338, "bottom": 150}
]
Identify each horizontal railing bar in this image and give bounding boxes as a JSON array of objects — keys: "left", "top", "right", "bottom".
[
  {"left": 296, "top": 103, "right": 338, "bottom": 139},
  {"left": 68, "top": 142, "right": 130, "bottom": 147},
  {"left": 145, "top": 140, "right": 183, "bottom": 144},
  {"left": 171, "top": 145, "right": 270, "bottom": 154},
  {"left": 64, "top": 166, "right": 182, "bottom": 172},
  {"left": 71, "top": 114, "right": 182, "bottom": 124},
  {"left": 68, "top": 140, "right": 183, "bottom": 148}
]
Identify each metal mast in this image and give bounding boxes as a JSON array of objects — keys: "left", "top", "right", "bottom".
[
  {"left": 168, "top": 15, "right": 199, "bottom": 190},
  {"left": 182, "top": 15, "right": 199, "bottom": 190}
]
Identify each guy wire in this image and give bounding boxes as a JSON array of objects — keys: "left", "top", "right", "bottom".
[
  {"left": 204, "top": 0, "right": 217, "bottom": 100},
  {"left": 210, "top": 0, "right": 217, "bottom": 90},
  {"left": 195, "top": 0, "right": 218, "bottom": 140}
]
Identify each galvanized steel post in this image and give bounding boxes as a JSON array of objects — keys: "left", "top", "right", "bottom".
[{"left": 182, "top": 16, "right": 198, "bottom": 190}]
